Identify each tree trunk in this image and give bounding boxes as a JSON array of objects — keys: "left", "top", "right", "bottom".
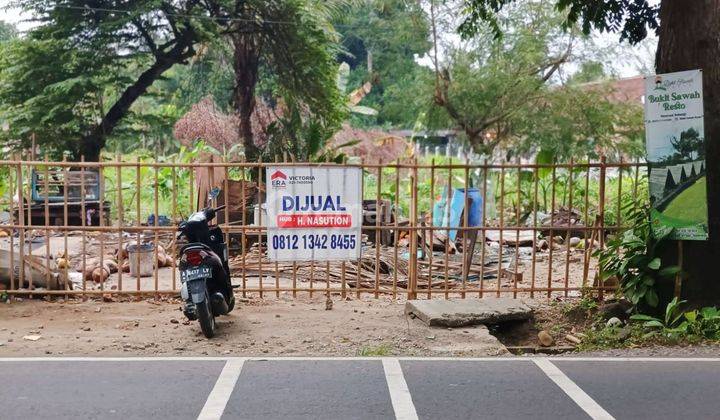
[
  {"left": 656, "top": 0, "right": 720, "bottom": 305},
  {"left": 80, "top": 34, "right": 196, "bottom": 161},
  {"left": 232, "top": 34, "right": 261, "bottom": 161}
]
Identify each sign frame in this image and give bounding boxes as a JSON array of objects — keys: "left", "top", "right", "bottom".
[
  {"left": 644, "top": 69, "right": 708, "bottom": 241},
  {"left": 265, "top": 166, "right": 363, "bottom": 261}
]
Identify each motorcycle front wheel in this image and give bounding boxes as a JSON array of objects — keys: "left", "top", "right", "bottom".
[{"left": 197, "top": 291, "right": 216, "bottom": 338}]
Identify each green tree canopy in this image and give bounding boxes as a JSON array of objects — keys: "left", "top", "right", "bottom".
[
  {"left": 458, "top": 0, "right": 659, "bottom": 44},
  {"left": 0, "top": 0, "right": 215, "bottom": 160},
  {"left": 334, "top": 0, "right": 431, "bottom": 127},
  {"left": 511, "top": 85, "right": 644, "bottom": 161},
  {"left": 0, "top": 20, "right": 18, "bottom": 41},
  {"left": 671, "top": 127, "right": 704, "bottom": 161},
  {"left": 427, "top": 2, "right": 574, "bottom": 153},
  {"left": 196, "top": 0, "right": 346, "bottom": 160}
]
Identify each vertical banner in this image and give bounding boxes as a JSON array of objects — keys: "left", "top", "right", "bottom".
[
  {"left": 266, "top": 166, "right": 362, "bottom": 261},
  {"left": 644, "top": 69, "right": 708, "bottom": 240}
]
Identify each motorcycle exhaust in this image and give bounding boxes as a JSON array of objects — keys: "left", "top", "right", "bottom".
[{"left": 210, "top": 292, "right": 229, "bottom": 316}]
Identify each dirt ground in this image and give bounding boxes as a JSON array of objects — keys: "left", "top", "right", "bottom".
[{"left": 0, "top": 295, "right": 508, "bottom": 357}]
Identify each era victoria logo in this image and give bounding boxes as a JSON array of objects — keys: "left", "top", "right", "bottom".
[{"left": 270, "top": 170, "right": 287, "bottom": 189}]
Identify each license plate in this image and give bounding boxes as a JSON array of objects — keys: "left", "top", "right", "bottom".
[{"left": 181, "top": 266, "right": 211, "bottom": 282}]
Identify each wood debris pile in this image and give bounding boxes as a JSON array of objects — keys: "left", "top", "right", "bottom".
[
  {"left": 230, "top": 245, "right": 409, "bottom": 290},
  {"left": 229, "top": 242, "right": 523, "bottom": 291},
  {"left": 540, "top": 207, "right": 585, "bottom": 237}
]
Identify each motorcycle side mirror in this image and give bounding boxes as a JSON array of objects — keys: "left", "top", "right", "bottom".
[{"left": 208, "top": 187, "right": 221, "bottom": 202}]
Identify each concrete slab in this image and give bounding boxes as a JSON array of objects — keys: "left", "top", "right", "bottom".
[{"left": 405, "top": 298, "right": 532, "bottom": 327}]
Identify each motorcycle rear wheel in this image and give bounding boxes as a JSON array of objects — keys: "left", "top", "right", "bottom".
[{"left": 197, "top": 292, "right": 216, "bottom": 338}]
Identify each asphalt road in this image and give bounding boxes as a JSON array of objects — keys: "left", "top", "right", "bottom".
[{"left": 1, "top": 357, "right": 719, "bottom": 420}]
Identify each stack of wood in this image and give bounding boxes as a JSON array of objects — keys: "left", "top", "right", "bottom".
[
  {"left": 224, "top": 180, "right": 258, "bottom": 213},
  {"left": 0, "top": 250, "right": 62, "bottom": 289},
  {"left": 540, "top": 207, "right": 585, "bottom": 237},
  {"left": 216, "top": 180, "right": 259, "bottom": 224},
  {"left": 229, "top": 245, "right": 410, "bottom": 289},
  {"left": 228, "top": 242, "right": 517, "bottom": 291}
]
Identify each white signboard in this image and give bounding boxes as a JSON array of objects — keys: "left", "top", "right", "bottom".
[
  {"left": 645, "top": 70, "right": 704, "bottom": 157},
  {"left": 265, "top": 166, "right": 362, "bottom": 261},
  {"left": 644, "top": 69, "right": 707, "bottom": 240}
]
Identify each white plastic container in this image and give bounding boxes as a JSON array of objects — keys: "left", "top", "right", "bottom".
[{"left": 127, "top": 243, "right": 155, "bottom": 277}]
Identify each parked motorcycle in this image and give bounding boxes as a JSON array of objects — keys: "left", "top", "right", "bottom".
[{"left": 177, "top": 204, "right": 235, "bottom": 338}]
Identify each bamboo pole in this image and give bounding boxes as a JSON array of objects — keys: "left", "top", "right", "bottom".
[
  {"left": 563, "top": 160, "right": 574, "bottom": 297},
  {"left": 598, "top": 156, "right": 607, "bottom": 300},
  {"left": 408, "top": 157, "right": 419, "bottom": 300},
  {"left": 427, "top": 159, "right": 434, "bottom": 299},
  {"left": 62, "top": 156, "right": 69, "bottom": 295},
  {"left": 530, "top": 166, "right": 539, "bottom": 298},
  {"left": 374, "top": 160, "right": 382, "bottom": 298},
  {"left": 15, "top": 162, "right": 24, "bottom": 291},
  {"left": 546, "top": 164, "right": 557, "bottom": 299}
]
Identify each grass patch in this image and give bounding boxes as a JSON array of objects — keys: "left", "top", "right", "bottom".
[
  {"left": 662, "top": 177, "right": 707, "bottom": 224},
  {"left": 356, "top": 344, "right": 392, "bottom": 357}
]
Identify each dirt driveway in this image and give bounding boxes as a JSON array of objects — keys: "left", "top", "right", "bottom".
[{"left": 0, "top": 296, "right": 507, "bottom": 357}]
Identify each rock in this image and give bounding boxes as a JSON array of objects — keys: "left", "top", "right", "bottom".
[
  {"left": 568, "top": 237, "right": 581, "bottom": 247},
  {"left": 105, "top": 259, "right": 119, "bottom": 274},
  {"left": 405, "top": 298, "right": 532, "bottom": 327},
  {"left": 552, "top": 235, "right": 564, "bottom": 245},
  {"left": 565, "top": 334, "right": 582, "bottom": 345},
  {"left": 23, "top": 335, "right": 42, "bottom": 341},
  {"left": 538, "top": 330, "right": 554, "bottom": 347},
  {"left": 92, "top": 267, "right": 109, "bottom": 283},
  {"left": 536, "top": 239, "right": 549, "bottom": 251},
  {"left": 170, "top": 318, "right": 180, "bottom": 324},
  {"left": 599, "top": 300, "right": 632, "bottom": 321},
  {"left": 606, "top": 317, "right": 623, "bottom": 328},
  {"left": 102, "top": 293, "right": 116, "bottom": 303}
]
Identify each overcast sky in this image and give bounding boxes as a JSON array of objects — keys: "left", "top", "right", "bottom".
[{"left": 1, "top": 1, "right": 35, "bottom": 31}]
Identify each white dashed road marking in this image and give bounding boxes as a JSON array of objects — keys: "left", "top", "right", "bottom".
[
  {"left": 533, "top": 358, "right": 615, "bottom": 420},
  {"left": 197, "top": 358, "right": 246, "bottom": 420},
  {"left": 383, "top": 358, "right": 419, "bottom": 420}
]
